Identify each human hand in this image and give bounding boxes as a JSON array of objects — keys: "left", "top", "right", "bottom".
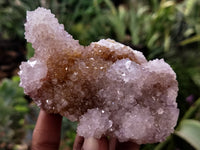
[{"left": 32, "top": 109, "right": 140, "bottom": 150}]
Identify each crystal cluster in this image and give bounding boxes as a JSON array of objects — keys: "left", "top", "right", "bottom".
[{"left": 19, "top": 7, "right": 179, "bottom": 144}]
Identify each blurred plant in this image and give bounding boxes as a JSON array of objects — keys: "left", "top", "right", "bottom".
[
  {"left": 104, "top": 0, "right": 127, "bottom": 42},
  {"left": 26, "top": 43, "right": 34, "bottom": 59},
  {"left": 0, "top": 0, "right": 41, "bottom": 40},
  {"left": 0, "top": 76, "right": 29, "bottom": 149},
  {"left": 60, "top": 117, "right": 77, "bottom": 150},
  {"left": 0, "top": 75, "right": 77, "bottom": 149},
  {"left": 178, "top": 0, "right": 200, "bottom": 45}
]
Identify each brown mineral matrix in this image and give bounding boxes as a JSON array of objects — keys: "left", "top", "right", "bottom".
[{"left": 19, "top": 7, "right": 179, "bottom": 144}]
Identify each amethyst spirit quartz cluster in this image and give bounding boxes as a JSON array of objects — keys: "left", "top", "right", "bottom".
[{"left": 19, "top": 7, "right": 179, "bottom": 144}]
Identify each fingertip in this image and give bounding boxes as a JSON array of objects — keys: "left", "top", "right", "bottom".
[
  {"left": 82, "top": 137, "right": 109, "bottom": 150},
  {"left": 73, "top": 134, "right": 84, "bottom": 150}
]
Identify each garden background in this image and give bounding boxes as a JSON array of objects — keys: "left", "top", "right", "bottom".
[{"left": 0, "top": 0, "right": 200, "bottom": 149}]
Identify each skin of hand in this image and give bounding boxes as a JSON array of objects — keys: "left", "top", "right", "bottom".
[
  {"left": 32, "top": 109, "right": 62, "bottom": 150},
  {"left": 32, "top": 109, "right": 140, "bottom": 150}
]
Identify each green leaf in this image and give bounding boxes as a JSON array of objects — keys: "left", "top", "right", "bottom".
[
  {"left": 180, "top": 35, "right": 200, "bottom": 46},
  {"left": 147, "top": 32, "right": 160, "bottom": 48},
  {"left": 176, "top": 119, "right": 200, "bottom": 150},
  {"left": 14, "top": 105, "right": 29, "bottom": 113},
  {"left": 164, "top": 29, "right": 170, "bottom": 52},
  {"left": 104, "top": 0, "right": 117, "bottom": 15},
  {"left": 26, "top": 43, "right": 35, "bottom": 59},
  {"left": 181, "top": 98, "right": 200, "bottom": 120},
  {"left": 185, "top": 0, "right": 198, "bottom": 16}
]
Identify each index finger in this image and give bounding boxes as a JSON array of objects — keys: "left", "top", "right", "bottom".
[{"left": 32, "top": 109, "right": 62, "bottom": 150}]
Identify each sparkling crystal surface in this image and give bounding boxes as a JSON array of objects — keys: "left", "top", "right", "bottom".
[{"left": 19, "top": 7, "right": 179, "bottom": 144}]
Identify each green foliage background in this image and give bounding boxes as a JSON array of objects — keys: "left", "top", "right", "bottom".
[{"left": 0, "top": 0, "right": 200, "bottom": 149}]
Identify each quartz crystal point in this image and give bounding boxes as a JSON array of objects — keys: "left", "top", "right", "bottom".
[{"left": 19, "top": 7, "right": 179, "bottom": 144}]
